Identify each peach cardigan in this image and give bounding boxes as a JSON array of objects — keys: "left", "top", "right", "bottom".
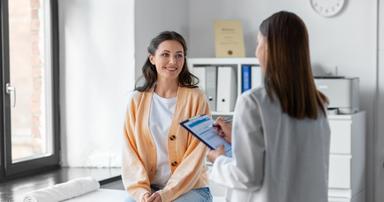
[{"left": 122, "top": 87, "right": 210, "bottom": 202}]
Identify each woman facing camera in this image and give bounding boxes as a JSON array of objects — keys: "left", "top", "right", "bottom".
[
  {"left": 122, "top": 31, "right": 212, "bottom": 202},
  {"left": 207, "top": 11, "right": 331, "bottom": 202}
]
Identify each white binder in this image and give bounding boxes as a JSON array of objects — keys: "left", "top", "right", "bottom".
[
  {"left": 205, "top": 67, "right": 218, "bottom": 111},
  {"left": 216, "top": 66, "right": 237, "bottom": 112},
  {"left": 191, "top": 67, "right": 206, "bottom": 91},
  {"left": 251, "top": 66, "right": 263, "bottom": 89}
]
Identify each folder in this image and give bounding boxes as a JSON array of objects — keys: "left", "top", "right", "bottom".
[
  {"left": 216, "top": 66, "right": 237, "bottom": 112},
  {"left": 241, "top": 65, "right": 252, "bottom": 92},
  {"left": 191, "top": 67, "right": 206, "bottom": 92},
  {"left": 205, "top": 67, "right": 218, "bottom": 111},
  {"left": 251, "top": 66, "right": 263, "bottom": 89}
]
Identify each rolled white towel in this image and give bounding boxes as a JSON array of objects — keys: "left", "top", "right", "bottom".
[{"left": 23, "top": 177, "right": 100, "bottom": 202}]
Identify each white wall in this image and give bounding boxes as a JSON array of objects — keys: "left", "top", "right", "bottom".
[
  {"left": 134, "top": 0, "right": 189, "bottom": 80},
  {"left": 59, "top": 0, "right": 135, "bottom": 167},
  {"left": 188, "top": 0, "right": 379, "bottom": 201},
  {"left": 188, "top": 0, "right": 262, "bottom": 58}
]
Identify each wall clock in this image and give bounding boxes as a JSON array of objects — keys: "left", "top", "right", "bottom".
[{"left": 310, "top": 0, "right": 346, "bottom": 17}]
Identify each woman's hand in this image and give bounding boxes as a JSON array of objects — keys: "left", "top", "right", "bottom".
[
  {"left": 141, "top": 192, "right": 151, "bottom": 202},
  {"left": 214, "top": 117, "right": 232, "bottom": 144},
  {"left": 147, "top": 192, "right": 162, "bottom": 202},
  {"left": 207, "top": 145, "right": 225, "bottom": 163}
]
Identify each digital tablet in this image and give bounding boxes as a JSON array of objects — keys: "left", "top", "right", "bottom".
[{"left": 180, "top": 114, "right": 232, "bottom": 157}]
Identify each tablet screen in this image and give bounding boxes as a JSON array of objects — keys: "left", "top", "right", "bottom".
[{"left": 180, "top": 115, "right": 232, "bottom": 157}]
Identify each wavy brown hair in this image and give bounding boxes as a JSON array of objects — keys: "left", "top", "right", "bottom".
[
  {"left": 260, "top": 11, "right": 328, "bottom": 119},
  {"left": 135, "top": 31, "right": 199, "bottom": 92}
]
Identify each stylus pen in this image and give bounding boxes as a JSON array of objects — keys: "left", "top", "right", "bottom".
[
  {"left": 213, "top": 117, "right": 232, "bottom": 127},
  {"left": 222, "top": 117, "right": 232, "bottom": 123}
]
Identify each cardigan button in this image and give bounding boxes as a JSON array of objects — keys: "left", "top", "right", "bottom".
[
  {"left": 171, "top": 161, "right": 178, "bottom": 166},
  {"left": 169, "top": 135, "right": 176, "bottom": 141}
]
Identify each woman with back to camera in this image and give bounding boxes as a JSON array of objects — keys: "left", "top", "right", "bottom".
[
  {"left": 207, "top": 11, "right": 331, "bottom": 202},
  {"left": 122, "top": 31, "right": 212, "bottom": 202}
]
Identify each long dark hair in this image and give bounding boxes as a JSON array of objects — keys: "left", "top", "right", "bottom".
[
  {"left": 135, "top": 31, "right": 199, "bottom": 92},
  {"left": 259, "top": 11, "right": 328, "bottom": 119}
]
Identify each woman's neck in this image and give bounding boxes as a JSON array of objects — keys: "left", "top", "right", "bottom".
[{"left": 155, "top": 78, "right": 178, "bottom": 98}]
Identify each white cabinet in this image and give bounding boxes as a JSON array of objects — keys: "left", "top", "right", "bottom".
[
  {"left": 328, "top": 112, "right": 366, "bottom": 202},
  {"left": 329, "top": 155, "right": 352, "bottom": 189},
  {"left": 329, "top": 120, "right": 352, "bottom": 154}
]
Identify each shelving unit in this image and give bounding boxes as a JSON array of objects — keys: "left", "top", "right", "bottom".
[{"left": 188, "top": 57, "right": 260, "bottom": 116}]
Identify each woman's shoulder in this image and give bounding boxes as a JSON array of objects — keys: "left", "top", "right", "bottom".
[
  {"left": 126, "top": 90, "right": 145, "bottom": 105},
  {"left": 241, "top": 87, "right": 268, "bottom": 102},
  {"left": 237, "top": 87, "right": 279, "bottom": 114},
  {"left": 233, "top": 88, "right": 263, "bottom": 111},
  {"left": 125, "top": 90, "right": 149, "bottom": 114}
]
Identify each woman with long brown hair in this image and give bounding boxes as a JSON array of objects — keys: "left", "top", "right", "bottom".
[
  {"left": 207, "top": 11, "right": 330, "bottom": 202},
  {"left": 122, "top": 31, "right": 212, "bottom": 202}
]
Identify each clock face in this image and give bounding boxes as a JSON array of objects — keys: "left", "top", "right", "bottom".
[{"left": 310, "top": 0, "right": 346, "bottom": 17}]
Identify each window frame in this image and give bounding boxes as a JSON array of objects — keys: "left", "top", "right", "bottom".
[{"left": 0, "top": 0, "right": 60, "bottom": 181}]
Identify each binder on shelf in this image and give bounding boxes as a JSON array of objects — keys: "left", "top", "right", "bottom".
[
  {"left": 241, "top": 64, "right": 252, "bottom": 92},
  {"left": 216, "top": 66, "right": 237, "bottom": 113},
  {"left": 191, "top": 67, "right": 207, "bottom": 92},
  {"left": 205, "top": 66, "right": 218, "bottom": 111},
  {"left": 251, "top": 65, "right": 263, "bottom": 89}
]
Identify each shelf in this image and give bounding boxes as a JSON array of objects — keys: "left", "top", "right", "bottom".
[{"left": 188, "top": 57, "right": 261, "bottom": 115}]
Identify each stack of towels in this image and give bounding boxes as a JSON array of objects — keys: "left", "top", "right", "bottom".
[{"left": 23, "top": 177, "right": 100, "bottom": 202}]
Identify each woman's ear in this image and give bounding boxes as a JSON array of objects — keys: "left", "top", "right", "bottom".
[{"left": 149, "top": 54, "right": 155, "bottom": 65}]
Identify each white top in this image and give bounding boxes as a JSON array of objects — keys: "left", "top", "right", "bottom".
[
  {"left": 149, "top": 93, "right": 176, "bottom": 187},
  {"left": 210, "top": 88, "right": 331, "bottom": 202}
]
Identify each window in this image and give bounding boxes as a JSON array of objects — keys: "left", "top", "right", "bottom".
[{"left": 0, "top": 0, "right": 59, "bottom": 180}]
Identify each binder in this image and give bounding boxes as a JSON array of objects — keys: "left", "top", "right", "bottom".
[
  {"left": 251, "top": 66, "right": 263, "bottom": 89},
  {"left": 216, "top": 66, "right": 237, "bottom": 112},
  {"left": 191, "top": 67, "right": 206, "bottom": 92},
  {"left": 205, "top": 67, "right": 218, "bottom": 111},
  {"left": 241, "top": 65, "right": 252, "bottom": 92}
]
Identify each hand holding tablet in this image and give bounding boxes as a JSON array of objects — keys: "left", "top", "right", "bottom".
[{"left": 180, "top": 115, "right": 232, "bottom": 157}]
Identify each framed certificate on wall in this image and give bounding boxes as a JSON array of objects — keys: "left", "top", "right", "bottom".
[{"left": 214, "top": 20, "right": 245, "bottom": 57}]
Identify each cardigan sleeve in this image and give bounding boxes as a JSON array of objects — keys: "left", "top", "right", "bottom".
[
  {"left": 158, "top": 91, "right": 210, "bottom": 202},
  {"left": 121, "top": 96, "right": 151, "bottom": 201},
  {"left": 209, "top": 93, "right": 265, "bottom": 191}
]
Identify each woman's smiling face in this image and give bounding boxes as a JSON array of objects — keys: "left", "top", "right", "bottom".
[{"left": 149, "top": 40, "right": 185, "bottom": 81}]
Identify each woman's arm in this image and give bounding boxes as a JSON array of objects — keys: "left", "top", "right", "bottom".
[
  {"left": 210, "top": 93, "right": 265, "bottom": 191},
  {"left": 122, "top": 99, "right": 151, "bottom": 201}
]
